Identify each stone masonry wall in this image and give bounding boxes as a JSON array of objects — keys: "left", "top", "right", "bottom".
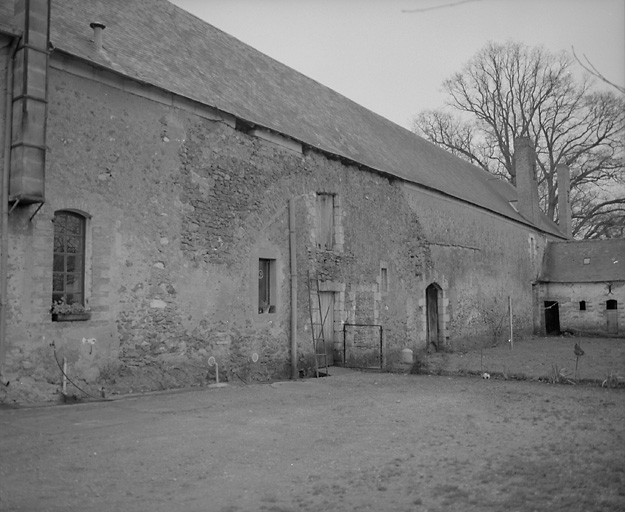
[
  {"left": 3, "top": 61, "right": 551, "bottom": 402},
  {"left": 402, "top": 185, "right": 550, "bottom": 351},
  {"left": 3, "top": 66, "right": 432, "bottom": 400}
]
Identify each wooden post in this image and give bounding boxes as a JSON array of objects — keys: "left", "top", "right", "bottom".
[
  {"left": 508, "top": 296, "right": 513, "bottom": 350},
  {"left": 62, "top": 357, "right": 67, "bottom": 394}
]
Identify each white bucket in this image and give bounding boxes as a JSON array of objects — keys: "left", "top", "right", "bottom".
[{"left": 400, "top": 348, "right": 413, "bottom": 364}]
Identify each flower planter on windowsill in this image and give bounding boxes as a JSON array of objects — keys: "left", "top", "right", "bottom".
[{"left": 52, "top": 312, "right": 91, "bottom": 322}]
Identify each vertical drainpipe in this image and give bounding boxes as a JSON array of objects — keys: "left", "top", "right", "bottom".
[
  {"left": 0, "top": 37, "right": 20, "bottom": 381},
  {"left": 289, "top": 198, "right": 298, "bottom": 379}
]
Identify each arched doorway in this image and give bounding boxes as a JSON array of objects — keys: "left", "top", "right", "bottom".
[{"left": 426, "top": 283, "right": 441, "bottom": 350}]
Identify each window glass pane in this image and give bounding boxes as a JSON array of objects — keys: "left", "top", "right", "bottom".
[
  {"left": 54, "top": 235, "right": 64, "bottom": 253},
  {"left": 52, "top": 274, "right": 64, "bottom": 292},
  {"left": 67, "top": 215, "right": 83, "bottom": 235},
  {"left": 66, "top": 237, "right": 79, "bottom": 253},
  {"left": 55, "top": 217, "right": 66, "bottom": 234},
  {"left": 66, "top": 255, "right": 76, "bottom": 273},
  {"left": 53, "top": 254, "right": 64, "bottom": 272},
  {"left": 72, "top": 276, "right": 83, "bottom": 293}
]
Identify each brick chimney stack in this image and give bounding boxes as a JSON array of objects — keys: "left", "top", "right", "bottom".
[
  {"left": 557, "top": 164, "right": 572, "bottom": 238},
  {"left": 514, "top": 137, "right": 541, "bottom": 227}
]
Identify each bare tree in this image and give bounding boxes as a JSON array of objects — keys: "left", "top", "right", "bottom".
[
  {"left": 412, "top": 41, "right": 625, "bottom": 238},
  {"left": 571, "top": 185, "right": 625, "bottom": 239},
  {"left": 572, "top": 47, "right": 625, "bottom": 94}
]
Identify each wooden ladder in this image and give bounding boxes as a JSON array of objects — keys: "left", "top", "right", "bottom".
[{"left": 307, "top": 271, "right": 329, "bottom": 378}]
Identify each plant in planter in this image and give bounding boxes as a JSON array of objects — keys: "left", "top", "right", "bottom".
[
  {"left": 258, "top": 300, "right": 275, "bottom": 314},
  {"left": 51, "top": 299, "right": 91, "bottom": 322}
]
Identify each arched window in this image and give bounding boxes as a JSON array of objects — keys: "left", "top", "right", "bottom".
[{"left": 52, "top": 211, "right": 87, "bottom": 307}]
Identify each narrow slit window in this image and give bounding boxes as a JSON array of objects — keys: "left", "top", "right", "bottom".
[
  {"left": 315, "top": 193, "right": 335, "bottom": 250},
  {"left": 258, "top": 258, "right": 276, "bottom": 314},
  {"left": 380, "top": 267, "right": 388, "bottom": 293}
]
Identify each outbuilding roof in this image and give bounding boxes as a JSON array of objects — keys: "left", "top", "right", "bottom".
[
  {"left": 540, "top": 239, "right": 625, "bottom": 283},
  {"left": 0, "top": 0, "right": 564, "bottom": 236}
]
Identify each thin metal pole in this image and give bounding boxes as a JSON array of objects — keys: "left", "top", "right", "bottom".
[
  {"left": 289, "top": 198, "right": 298, "bottom": 379},
  {"left": 343, "top": 323, "right": 346, "bottom": 368},
  {"left": 379, "top": 326, "right": 383, "bottom": 370}
]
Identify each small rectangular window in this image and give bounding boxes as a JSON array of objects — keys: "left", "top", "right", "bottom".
[
  {"left": 380, "top": 267, "right": 388, "bottom": 293},
  {"left": 258, "top": 258, "right": 276, "bottom": 314},
  {"left": 607, "top": 300, "right": 618, "bottom": 310},
  {"left": 315, "top": 193, "right": 334, "bottom": 250},
  {"left": 579, "top": 301, "right": 586, "bottom": 311},
  {"left": 583, "top": 257, "right": 591, "bottom": 265}
]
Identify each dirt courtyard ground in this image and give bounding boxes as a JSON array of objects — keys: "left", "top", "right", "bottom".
[{"left": 1, "top": 335, "right": 624, "bottom": 512}]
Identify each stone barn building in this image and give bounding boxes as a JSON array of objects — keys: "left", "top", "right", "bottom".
[
  {"left": 537, "top": 239, "right": 624, "bottom": 336},
  {"left": 0, "top": 0, "right": 567, "bottom": 401}
]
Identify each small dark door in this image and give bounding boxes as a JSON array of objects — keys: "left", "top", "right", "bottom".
[
  {"left": 544, "top": 301, "right": 560, "bottom": 334},
  {"left": 607, "top": 300, "right": 618, "bottom": 334},
  {"left": 426, "top": 284, "right": 439, "bottom": 349}
]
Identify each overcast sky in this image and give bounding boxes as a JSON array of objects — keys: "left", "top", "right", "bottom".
[{"left": 170, "top": 0, "right": 625, "bottom": 129}]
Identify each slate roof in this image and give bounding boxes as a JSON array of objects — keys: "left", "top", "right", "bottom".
[
  {"left": 540, "top": 239, "right": 625, "bottom": 283},
  {"left": 0, "top": 0, "right": 564, "bottom": 236}
]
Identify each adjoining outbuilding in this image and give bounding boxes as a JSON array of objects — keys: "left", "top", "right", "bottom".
[{"left": 537, "top": 239, "right": 624, "bottom": 336}]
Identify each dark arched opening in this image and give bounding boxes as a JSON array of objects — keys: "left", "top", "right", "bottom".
[{"left": 426, "top": 283, "right": 442, "bottom": 350}]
